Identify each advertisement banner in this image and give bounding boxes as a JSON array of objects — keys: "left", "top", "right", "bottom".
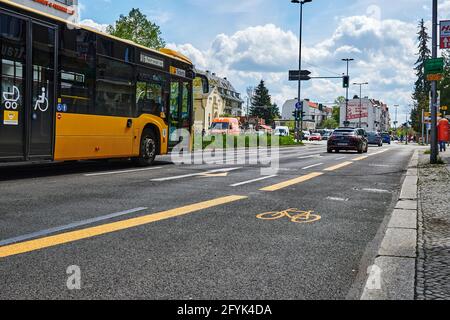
[{"left": 347, "top": 101, "right": 368, "bottom": 120}]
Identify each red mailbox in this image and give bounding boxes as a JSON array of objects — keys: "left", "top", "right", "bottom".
[{"left": 438, "top": 118, "right": 449, "bottom": 142}]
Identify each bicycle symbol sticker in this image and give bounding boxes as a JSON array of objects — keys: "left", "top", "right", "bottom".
[
  {"left": 34, "top": 87, "right": 49, "bottom": 112},
  {"left": 3, "top": 86, "right": 20, "bottom": 110},
  {"left": 256, "top": 208, "right": 321, "bottom": 224}
]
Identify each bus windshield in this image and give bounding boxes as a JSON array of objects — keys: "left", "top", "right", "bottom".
[{"left": 211, "top": 122, "right": 229, "bottom": 130}]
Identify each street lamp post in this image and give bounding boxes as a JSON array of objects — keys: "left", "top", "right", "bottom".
[
  {"left": 353, "top": 82, "right": 368, "bottom": 128},
  {"left": 342, "top": 58, "right": 354, "bottom": 126},
  {"left": 292, "top": 0, "right": 312, "bottom": 140},
  {"left": 393, "top": 105, "right": 399, "bottom": 130}
]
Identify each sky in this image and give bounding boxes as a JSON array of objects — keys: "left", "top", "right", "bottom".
[{"left": 78, "top": 0, "right": 450, "bottom": 123}]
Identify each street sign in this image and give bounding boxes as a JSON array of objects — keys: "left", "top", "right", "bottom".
[
  {"left": 441, "top": 20, "right": 450, "bottom": 49},
  {"left": 295, "top": 101, "right": 303, "bottom": 110},
  {"left": 424, "top": 58, "right": 444, "bottom": 76},
  {"left": 425, "top": 112, "right": 442, "bottom": 118},
  {"left": 289, "top": 70, "right": 311, "bottom": 81},
  {"left": 427, "top": 74, "right": 443, "bottom": 81}
]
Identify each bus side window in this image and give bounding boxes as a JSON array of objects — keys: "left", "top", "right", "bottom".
[{"left": 136, "top": 81, "right": 163, "bottom": 117}]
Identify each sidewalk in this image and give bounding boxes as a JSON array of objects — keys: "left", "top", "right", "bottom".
[{"left": 416, "top": 149, "right": 450, "bottom": 300}]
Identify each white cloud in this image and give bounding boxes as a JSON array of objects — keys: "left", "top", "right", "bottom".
[
  {"left": 80, "top": 19, "right": 109, "bottom": 33},
  {"left": 170, "top": 12, "right": 419, "bottom": 118}
]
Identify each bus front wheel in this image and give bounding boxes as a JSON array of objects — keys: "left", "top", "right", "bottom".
[{"left": 134, "top": 129, "right": 157, "bottom": 166}]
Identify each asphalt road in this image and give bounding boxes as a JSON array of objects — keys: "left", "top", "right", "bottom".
[{"left": 0, "top": 142, "right": 416, "bottom": 299}]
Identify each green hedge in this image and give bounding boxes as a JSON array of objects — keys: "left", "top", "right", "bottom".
[{"left": 193, "top": 134, "right": 303, "bottom": 150}]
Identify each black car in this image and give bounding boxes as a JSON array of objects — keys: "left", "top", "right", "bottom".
[{"left": 327, "top": 128, "right": 369, "bottom": 154}]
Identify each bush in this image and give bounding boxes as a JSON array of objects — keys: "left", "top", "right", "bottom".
[{"left": 194, "top": 134, "right": 303, "bottom": 150}]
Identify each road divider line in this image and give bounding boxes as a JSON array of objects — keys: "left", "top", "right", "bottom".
[
  {"left": 335, "top": 157, "right": 346, "bottom": 160},
  {"left": 0, "top": 195, "right": 247, "bottom": 259},
  {"left": 302, "top": 163, "right": 324, "bottom": 170},
  {"left": 230, "top": 175, "right": 277, "bottom": 187},
  {"left": 84, "top": 167, "right": 163, "bottom": 177},
  {"left": 298, "top": 154, "right": 321, "bottom": 159},
  {"left": 0, "top": 207, "right": 148, "bottom": 247},
  {"left": 260, "top": 172, "right": 323, "bottom": 192},
  {"left": 353, "top": 156, "right": 369, "bottom": 161},
  {"left": 324, "top": 161, "right": 353, "bottom": 172},
  {"left": 151, "top": 167, "right": 242, "bottom": 182}
]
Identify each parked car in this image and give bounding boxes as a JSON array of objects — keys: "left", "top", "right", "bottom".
[
  {"left": 302, "top": 131, "right": 311, "bottom": 140},
  {"left": 274, "top": 126, "right": 290, "bottom": 137},
  {"left": 309, "top": 133, "right": 322, "bottom": 141},
  {"left": 381, "top": 132, "right": 391, "bottom": 144},
  {"left": 327, "top": 127, "right": 368, "bottom": 153},
  {"left": 367, "top": 131, "right": 383, "bottom": 146},
  {"left": 210, "top": 118, "right": 241, "bottom": 135}
]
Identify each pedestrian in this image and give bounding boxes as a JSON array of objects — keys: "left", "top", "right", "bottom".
[{"left": 439, "top": 140, "right": 447, "bottom": 152}]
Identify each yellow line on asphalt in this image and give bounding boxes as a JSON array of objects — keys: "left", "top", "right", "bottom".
[
  {"left": 324, "top": 161, "right": 354, "bottom": 171},
  {"left": 260, "top": 172, "right": 323, "bottom": 192},
  {"left": 0, "top": 195, "right": 247, "bottom": 259},
  {"left": 352, "top": 156, "right": 369, "bottom": 161}
]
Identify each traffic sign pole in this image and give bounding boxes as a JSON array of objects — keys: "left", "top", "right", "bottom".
[{"left": 431, "top": 0, "right": 439, "bottom": 163}]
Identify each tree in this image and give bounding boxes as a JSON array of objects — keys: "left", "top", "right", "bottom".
[
  {"left": 250, "top": 80, "right": 279, "bottom": 124},
  {"left": 412, "top": 19, "right": 431, "bottom": 133},
  {"left": 332, "top": 96, "right": 346, "bottom": 124},
  {"left": 107, "top": 8, "right": 166, "bottom": 49},
  {"left": 322, "top": 118, "right": 339, "bottom": 129}
]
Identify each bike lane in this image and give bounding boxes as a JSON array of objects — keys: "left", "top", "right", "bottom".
[{"left": 0, "top": 147, "right": 413, "bottom": 299}]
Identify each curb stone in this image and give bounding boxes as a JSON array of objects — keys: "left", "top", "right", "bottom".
[{"left": 361, "top": 150, "right": 418, "bottom": 300}]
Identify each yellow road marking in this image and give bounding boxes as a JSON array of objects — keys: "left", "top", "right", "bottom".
[
  {"left": 260, "top": 172, "right": 323, "bottom": 192},
  {"left": 257, "top": 208, "right": 321, "bottom": 224},
  {"left": 324, "top": 161, "right": 353, "bottom": 171},
  {"left": 0, "top": 195, "right": 247, "bottom": 259},
  {"left": 353, "top": 156, "right": 369, "bottom": 161}
]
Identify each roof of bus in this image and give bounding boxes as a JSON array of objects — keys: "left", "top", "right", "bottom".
[{"left": 0, "top": 0, "right": 193, "bottom": 66}]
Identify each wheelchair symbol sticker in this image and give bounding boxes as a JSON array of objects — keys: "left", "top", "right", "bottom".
[
  {"left": 34, "top": 87, "right": 49, "bottom": 112},
  {"left": 3, "top": 86, "right": 20, "bottom": 110}
]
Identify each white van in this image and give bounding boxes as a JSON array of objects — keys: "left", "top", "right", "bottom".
[{"left": 274, "top": 126, "right": 290, "bottom": 137}]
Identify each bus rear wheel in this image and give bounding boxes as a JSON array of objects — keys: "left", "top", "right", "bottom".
[{"left": 134, "top": 129, "right": 157, "bottom": 166}]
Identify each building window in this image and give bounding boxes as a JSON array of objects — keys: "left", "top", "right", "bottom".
[{"left": 55, "top": 0, "right": 74, "bottom": 5}]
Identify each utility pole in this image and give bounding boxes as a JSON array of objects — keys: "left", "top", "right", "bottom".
[
  {"left": 406, "top": 106, "right": 409, "bottom": 145},
  {"left": 393, "top": 104, "right": 399, "bottom": 131},
  {"left": 422, "top": 109, "right": 425, "bottom": 145},
  {"left": 292, "top": 0, "right": 312, "bottom": 140},
  {"left": 353, "top": 82, "right": 368, "bottom": 128},
  {"left": 431, "top": 0, "right": 439, "bottom": 163},
  {"left": 342, "top": 58, "right": 354, "bottom": 126}
]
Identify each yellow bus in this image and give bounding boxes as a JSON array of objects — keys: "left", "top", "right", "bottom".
[{"left": 0, "top": 0, "right": 206, "bottom": 166}]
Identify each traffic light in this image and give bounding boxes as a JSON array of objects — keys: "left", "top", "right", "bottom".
[
  {"left": 343, "top": 76, "right": 350, "bottom": 88},
  {"left": 292, "top": 109, "right": 306, "bottom": 121}
]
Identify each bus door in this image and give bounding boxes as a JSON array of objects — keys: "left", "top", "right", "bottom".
[
  {"left": 29, "top": 21, "right": 56, "bottom": 159},
  {"left": 168, "top": 79, "right": 192, "bottom": 150},
  {"left": 0, "top": 10, "right": 56, "bottom": 161}
]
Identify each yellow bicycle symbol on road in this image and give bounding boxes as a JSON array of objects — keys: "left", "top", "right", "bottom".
[{"left": 256, "top": 208, "right": 321, "bottom": 224}]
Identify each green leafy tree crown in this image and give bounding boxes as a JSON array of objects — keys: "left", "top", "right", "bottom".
[{"left": 107, "top": 8, "right": 166, "bottom": 50}]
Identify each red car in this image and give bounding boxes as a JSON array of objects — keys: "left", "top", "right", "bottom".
[{"left": 309, "top": 133, "right": 322, "bottom": 141}]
